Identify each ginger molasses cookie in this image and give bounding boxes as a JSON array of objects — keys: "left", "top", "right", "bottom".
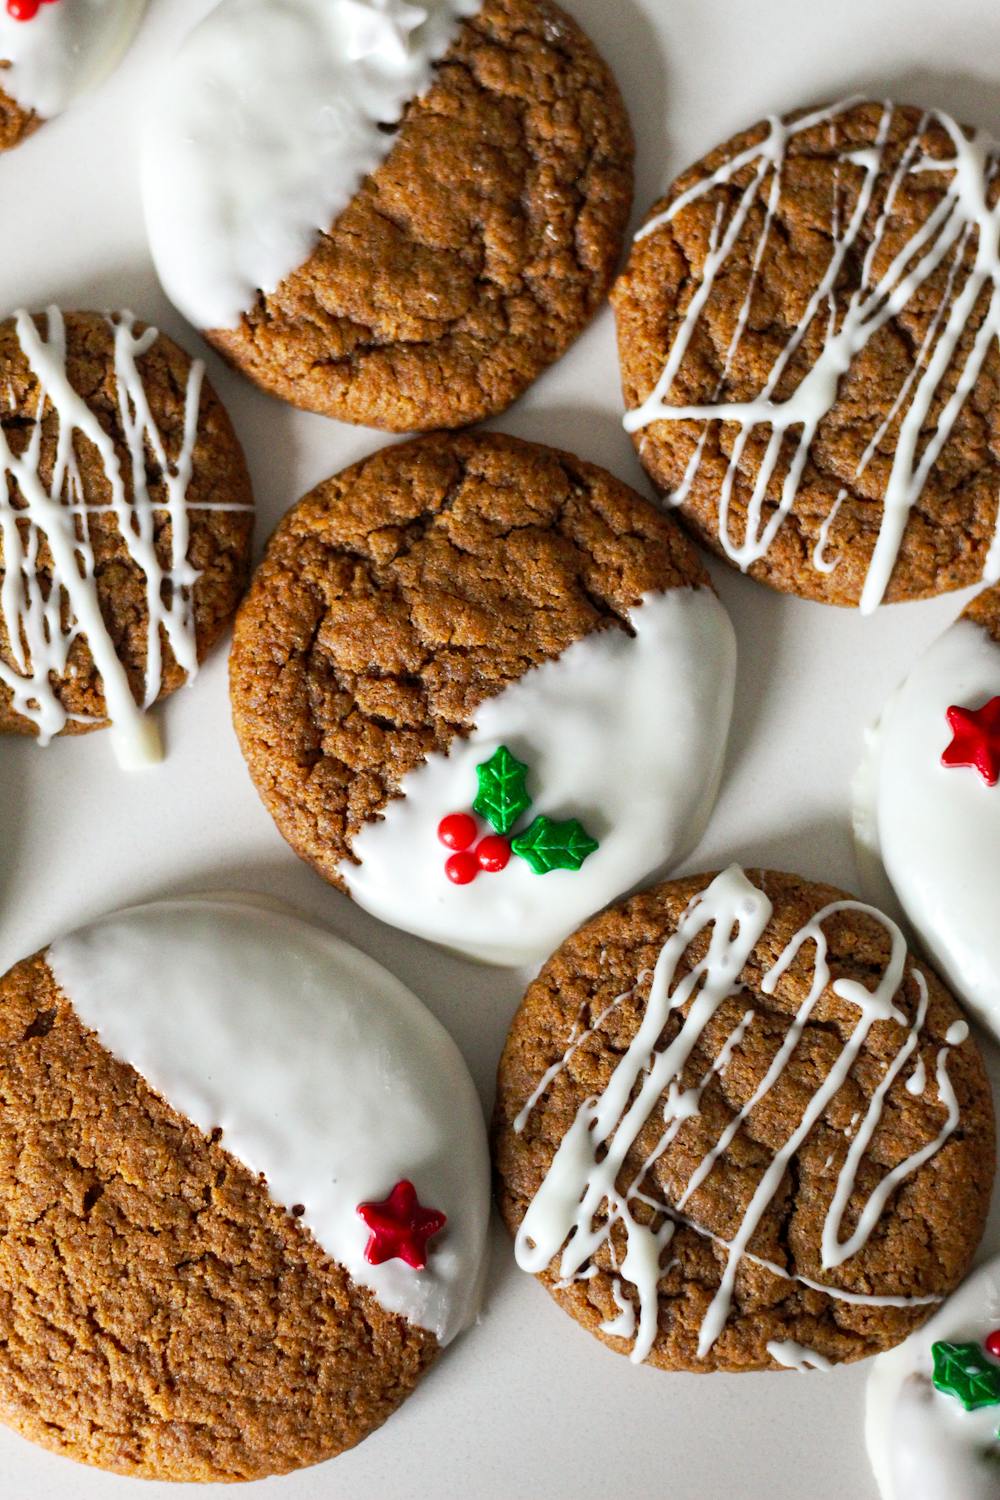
[
  {"left": 494, "top": 866, "right": 994, "bottom": 1371},
  {"left": 855, "top": 582, "right": 1000, "bottom": 1041},
  {"left": 0, "top": 0, "right": 145, "bottom": 152},
  {"left": 142, "top": 0, "right": 633, "bottom": 431},
  {"left": 0, "top": 895, "right": 489, "bottom": 1480},
  {"left": 613, "top": 99, "right": 1000, "bottom": 612},
  {"left": 0, "top": 307, "right": 253, "bottom": 767},
  {"left": 229, "top": 432, "right": 737, "bottom": 967},
  {"left": 866, "top": 1255, "right": 1000, "bottom": 1500}
]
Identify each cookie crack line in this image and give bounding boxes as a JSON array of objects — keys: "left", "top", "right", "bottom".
[
  {"left": 619, "top": 98, "right": 1000, "bottom": 611},
  {"left": 509, "top": 866, "right": 977, "bottom": 1365}
]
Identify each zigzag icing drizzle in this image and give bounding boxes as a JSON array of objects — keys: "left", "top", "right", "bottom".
[
  {"left": 624, "top": 99, "right": 1000, "bottom": 612},
  {"left": 0, "top": 307, "right": 248, "bottom": 767},
  {"left": 514, "top": 865, "right": 967, "bottom": 1364}
]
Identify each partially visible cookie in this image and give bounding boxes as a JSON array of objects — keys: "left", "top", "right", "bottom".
[
  {"left": 229, "top": 431, "right": 736, "bottom": 966},
  {"left": 0, "top": 895, "right": 490, "bottom": 1480},
  {"left": 0, "top": 1, "right": 146, "bottom": 151},
  {"left": 494, "top": 865, "right": 994, "bottom": 1371},
  {"left": 613, "top": 99, "right": 1000, "bottom": 612},
  {"left": 0, "top": 308, "right": 254, "bottom": 767},
  {"left": 143, "top": 0, "right": 634, "bottom": 431},
  {"left": 866, "top": 1255, "right": 1000, "bottom": 1500},
  {"left": 854, "top": 581, "right": 1000, "bottom": 1041}
]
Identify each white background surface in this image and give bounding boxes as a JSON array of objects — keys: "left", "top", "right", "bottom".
[{"left": 2, "top": 0, "right": 1000, "bottom": 1496}]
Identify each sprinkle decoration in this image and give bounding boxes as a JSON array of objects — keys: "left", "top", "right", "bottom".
[
  {"left": 511, "top": 815, "right": 600, "bottom": 875},
  {"left": 931, "top": 1340, "right": 1000, "bottom": 1411},
  {"left": 436, "top": 745, "right": 600, "bottom": 884},
  {"left": 473, "top": 745, "right": 531, "bottom": 836},
  {"left": 356, "top": 1180, "right": 447, "bottom": 1271},
  {"left": 942, "top": 699, "right": 1000, "bottom": 786},
  {"left": 6, "top": 0, "right": 60, "bottom": 19}
]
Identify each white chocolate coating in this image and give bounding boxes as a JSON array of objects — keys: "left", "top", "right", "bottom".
[
  {"left": 625, "top": 100, "right": 1000, "bottom": 613},
  {"left": 46, "top": 895, "right": 490, "bottom": 1346},
  {"left": 141, "top": 0, "right": 480, "bottom": 331},
  {"left": 344, "top": 586, "right": 737, "bottom": 968},
  {"left": 855, "top": 617, "right": 1000, "bottom": 1041},
  {"left": 866, "top": 1257, "right": 1000, "bottom": 1500},
  {"left": 0, "top": 0, "right": 145, "bottom": 118},
  {"left": 0, "top": 307, "right": 250, "bottom": 766},
  {"left": 514, "top": 866, "right": 963, "bottom": 1364}
]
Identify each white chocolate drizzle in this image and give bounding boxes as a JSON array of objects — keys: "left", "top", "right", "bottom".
[
  {"left": 624, "top": 99, "right": 1000, "bottom": 613},
  {"left": 514, "top": 866, "right": 965, "bottom": 1364},
  {"left": 766, "top": 1339, "right": 833, "bottom": 1373},
  {"left": 0, "top": 307, "right": 249, "bottom": 767}
]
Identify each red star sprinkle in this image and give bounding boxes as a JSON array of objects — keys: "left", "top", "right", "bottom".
[
  {"left": 942, "top": 698, "right": 1000, "bottom": 786},
  {"left": 357, "top": 1180, "right": 446, "bottom": 1270}
]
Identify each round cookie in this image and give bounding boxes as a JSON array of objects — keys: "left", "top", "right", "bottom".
[
  {"left": 493, "top": 865, "right": 994, "bottom": 1371},
  {"left": 0, "top": 0, "right": 145, "bottom": 152},
  {"left": 0, "top": 895, "right": 490, "bottom": 1480},
  {"left": 142, "top": 0, "right": 633, "bottom": 431},
  {"left": 0, "top": 307, "right": 254, "bottom": 767},
  {"left": 612, "top": 99, "right": 1000, "bottom": 612},
  {"left": 866, "top": 1255, "right": 1000, "bottom": 1500},
  {"left": 229, "top": 432, "right": 737, "bottom": 967},
  {"left": 854, "top": 583, "right": 1000, "bottom": 1041}
]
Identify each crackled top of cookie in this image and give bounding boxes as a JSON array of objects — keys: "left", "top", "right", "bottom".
[
  {"left": 179, "top": 0, "right": 633, "bottom": 429},
  {"left": 613, "top": 99, "right": 1000, "bottom": 611},
  {"left": 493, "top": 866, "right": 995, "bottom": 1373},
  {"left": 229, "top": 431, "right": 711, "bottom": 893},
  {"left": 0, "top": 309, "right": 253, "bottom": 766},
  {"left": 0, "top": 942, "right": 439, "bottom": 1481}
]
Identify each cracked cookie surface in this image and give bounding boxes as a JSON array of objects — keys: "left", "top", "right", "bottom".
[
  {"left": 229, "top": 430, "right": 712, "bottom": 891},
  {"left": 0, "top": 949, "right": 438, "bottom": 1481},
  {"left": 613, "top": 100, "right": 1000, "bottom": 607},
  {"left": 493, "top": 869, "right": 995, "bottom": 1372},
  {"left": 0, "top": 310, "right": 254, "bottom": 739},
  {"left": 207, "top": 0, "right": 634, "bottom": 431}
]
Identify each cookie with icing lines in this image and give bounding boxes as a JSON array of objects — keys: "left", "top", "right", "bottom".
[
  {"left": 493, "top": 866, "right": 994, "bottom": 1371},
  {"left": 0, "top": 0, "right": 145, "bottom": 152},
  {"left": 866, "top": 1254, "right": 1000, "bottom": 1500},
  {"left": 229, "top": 432, "right": 737, "bottom": 968},
  {"left": 0, "top": 895, "right": 490, "bottom": 1480},
  {"left": 854, "top": 583, "right": 1000, "bottom": 1043},
  {"left": 141, "top": 0, "right": 633, "bottom": 432},
  {"left": 0, "top": 308, "right": 254, "bottom": 768},
  {"left": 612, "top": 99, "right": 1000, "bottom": 613}
]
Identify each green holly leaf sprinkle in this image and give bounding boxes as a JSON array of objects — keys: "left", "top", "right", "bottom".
[
  {"left": 931, "top": 1341, "right": 1000, "bottom": 1411},
  {"left": 511, "top": 815, "right": 599, "bottom": 875},
  {"left": 473, "top": 745, "right": 532, "bottom": 835}
]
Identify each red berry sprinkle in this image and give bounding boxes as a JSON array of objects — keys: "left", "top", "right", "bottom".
[
  {"left": 7, "top": 0, "right": 60, "bottom": 21},
  {"left": 444, "top": 851, "right": 479, "bottom": 886},
  {"left": 438, "top": 812, "right": 477, "bottom": 852},
  {"left": 476, "top": 835, "right": 511, "bottom": 873},
  {"left": 986, "top": 1329, "right": 1000, "bottom": 1359}
]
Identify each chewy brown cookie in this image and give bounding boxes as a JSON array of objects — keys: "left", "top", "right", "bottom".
[
  {"left": 0, "top": 79, "right": 37, "bottom": 152},
  {"left": 0, "top": 896, "right": 489, "bottom": 1480},
  {"left": 494, "top": 866, "right": 994, "bottom": 1372},
  {"left": 229, "top": 431, "right": 737, "bottom": 966},
  {"left": 613, "top": 100, "right": 1000, "bottom": 611},
  {"left": 205, "top": 0, "right": 634, "bottom": 430},
  {"left": 0, "top": 309, "right": 253, "bottom": 759}
]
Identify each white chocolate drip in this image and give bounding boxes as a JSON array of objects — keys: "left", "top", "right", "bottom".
[
  {"left": 0, "top": 307, "right": 248, "bottom": 767},
  {"left": 514, "top": 866, "right": 964, "bottom": 1364},
  {"left": 0, "top": 0, "right": 146, "bottom": 118},
  {"left": 625, "top": 100, "right": 1000, "bottom": 613},
  {"left": 766, "top": 1339, "right": 833, "bottom": 1373}
]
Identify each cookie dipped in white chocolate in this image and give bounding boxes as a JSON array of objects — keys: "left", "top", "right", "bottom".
[
  {"left": 344, "top": 586, "right": 737, "bottom": 967},
  {"left": 866, "top": 1256, "right": 1000, "bottom": 1500},
  {"left": 141, "top": 0, "right": 481, "bottom": 332},
  {"left": 46, "top": 895, "right": 490, "bottom": 1346},
  {"left": 0, "top": 0, "right": 145, "bottom": 119},
  {"left": 854, "top": 609, "right": 1000, "bottom": 1041}
]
